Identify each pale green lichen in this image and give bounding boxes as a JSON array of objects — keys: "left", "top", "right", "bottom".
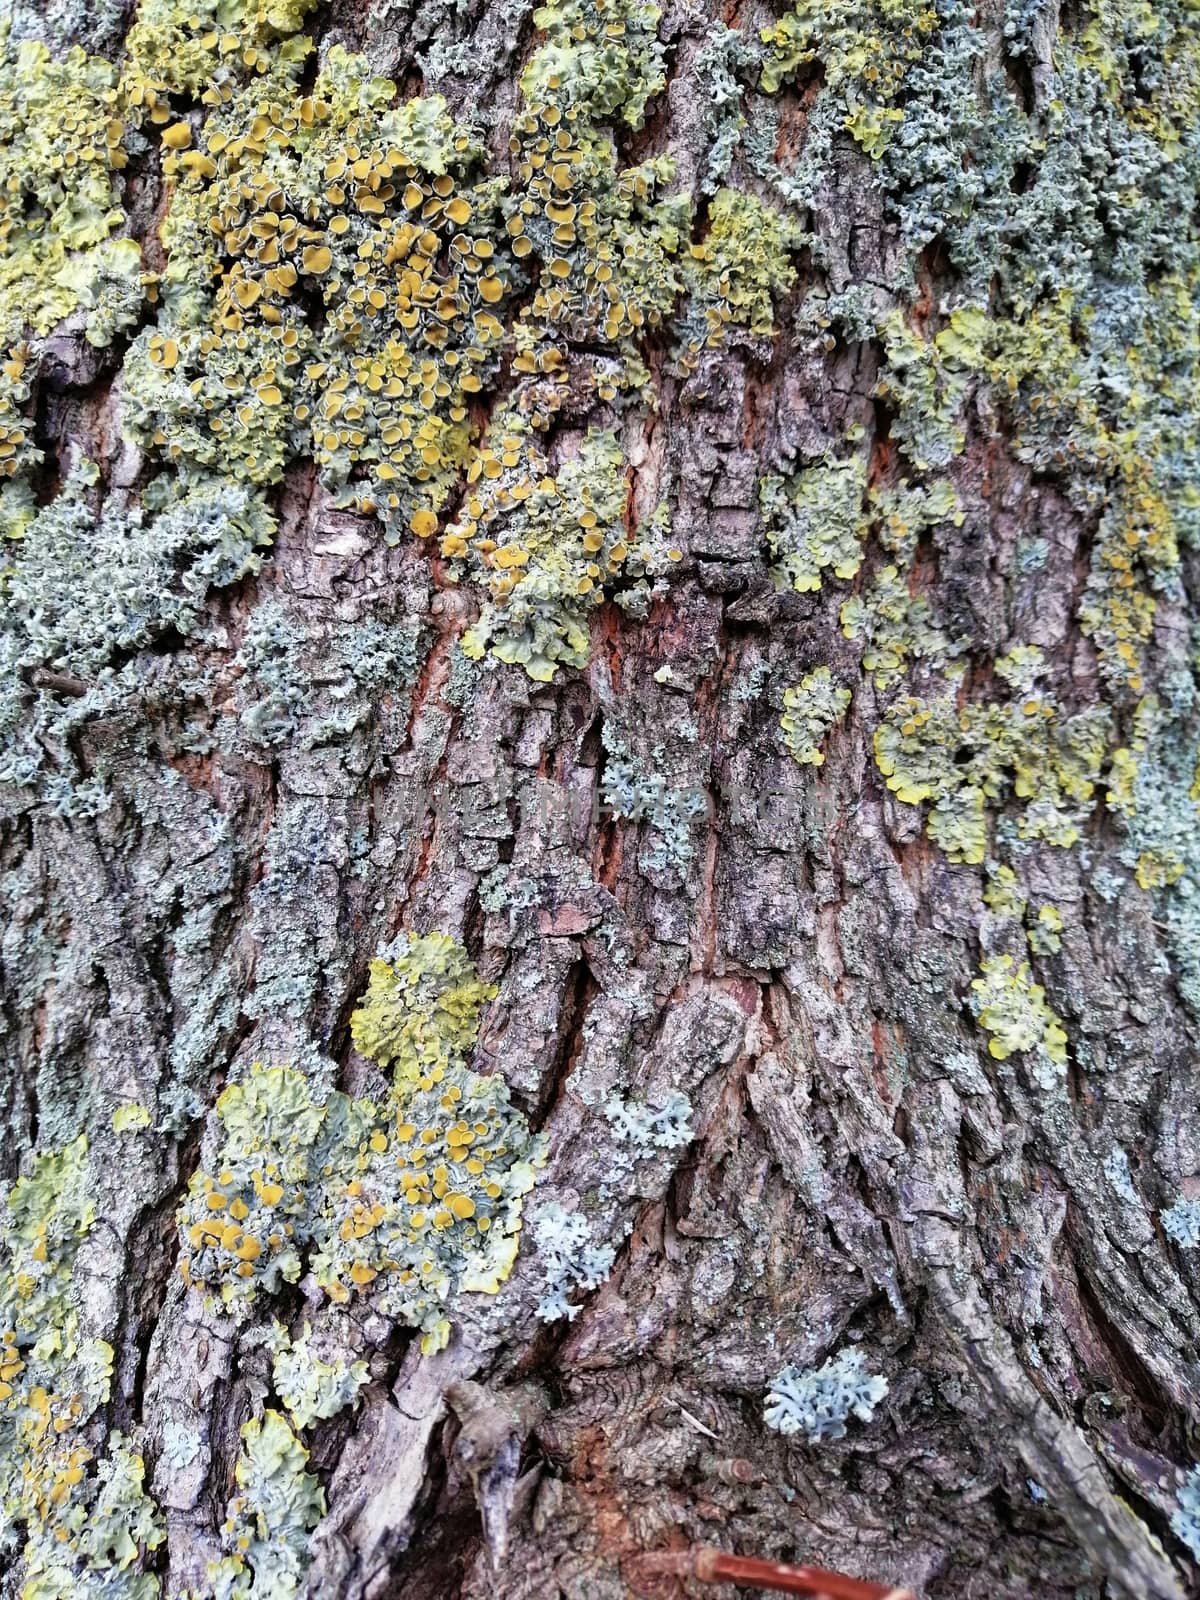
[
  {"left": 763, "top": 1348, "right": 889, "bottom": 1441},
  {"left": 759, "top": 0, "right": 937, "bottom": 158},
  {"left": 179, "top": 933, "right": 546, "bottom": 1349},
  {"left": 55, "top": 236, "right": 147, "bottom": 349},
  {"left": 969, "top": 954, "right": 1069, "bottom": 1085},
  {"left": 1027, "top": 905, "right": 1064, "bottom": 956},
  {"left": 864, "top": 0, "right": 1200, "bottom": 698},
  {"left": 0, "top": 1138, "right": 163, "bottom": 1598},
  {"left": 1162, "top": 1196, "right": 1200, "bottom": 1249},
  {"left": 601, "top": 728, "right": 706, "bottom": 876},
  {"left": 1, "top": 462, "right": 270, "bottom": 805},
  {"left": 208, "top": 1411, "right": 323, "bottom": 1600},
  {"left": 531, "top": 1203, "right": 616, "bottom": 1322},
  {"left": 874, "top": 305, "right": 988, "bottom": 472},
  {"left": 603, "top": 1088, "right": 693, "bottom": 1149},
  {"left": 268, "top": 1324, "right": 367, "bottom": 1430},
  {"left": 780, "top": 668, "right": 852, "bottom": 766},
  {"left": 1172, "top": 1464, "right": 1200, "bottom": 1562},
  {"left": 692, "top": 24, "right": 761, "bottom": 196},
  {"left": 20, "top": 1436, "right": 163, "bottom": 1600},
  {"left": 874, "top": 659, "right": 1110, "bottom": 864},
  {"left": 761, "top": 454, "right": 869, "bottom": 595},
  {"left": 983, "top": 863, "right": 1026, "bottom": 921},
  {"left": 0, "top": 32, "right": 129, "bottom": 344},
  {"left": 121, "top": 0, "right": 317, "bottom": 112},
  {"left": 520, "top": 0, "right": 666, "bottom": 129},
  {"left": 1103, "top": 693, "right": 1200, "bottom": 1013},
  {"left": 232, "top": 603, "right": 423, "bottom": 752},
  {"left": 0, "top": 343, "right": 38, "bottom": 538},
  {"left": 159, "top": 1419, "right": 201, "bottom": 1471},
  {"left": 839, "top": 478, "right": 964, "bottom": 688},
  {"left": 1106, "top": 745, "right": 1140, "bottom": 820},
  {"left": 349, "top": 930, "right": 495, "bottom": 1077},
  {"left": 0, "top": 32, "right": 141, "bottom": 543},
  {"left": 841, "top": 563, "right": 962, "bottom": 689},
  {"left": 126, "top": 44, "right": 509, "bottom": 533},
  {"left": 111, "top": 1104, "right": 151, "bottom": 1134},
  {"left": 113, "top": 12, "right": 698, "bottom": 682},
  {"left": 0, "top": 0, "right": 807, "bottom": 700},
  {"left": 454, "top": 427, "right": 678, "bottom": 680},
  {"left": 681, "top": 186, "right": 799, "bottom": 353},
  {"left": 510, "top": 0, "right": 685, "bottom": 374}
]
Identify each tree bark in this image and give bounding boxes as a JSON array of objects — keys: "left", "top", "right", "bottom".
[{"left": 2, "top": 1, "right": 1199, "bottom": 1598}]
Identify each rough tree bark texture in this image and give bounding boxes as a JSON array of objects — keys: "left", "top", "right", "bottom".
[{"left": 2, "top": 0, "right": 1200, "bottom": 1598}]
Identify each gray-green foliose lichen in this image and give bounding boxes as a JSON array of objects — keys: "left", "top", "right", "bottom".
[{"left": 4, "top": 0, "right": 1200, "bottom": 1585}]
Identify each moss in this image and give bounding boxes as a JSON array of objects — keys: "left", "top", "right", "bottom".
[
  {"left": 780, "top": 668, "right": 852, "bottom": 767},
  {"left": 180, "top": 934, "right": 547, "bottom": 1349}
]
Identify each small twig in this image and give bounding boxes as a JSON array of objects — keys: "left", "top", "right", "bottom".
[
  {"left": 630, "top": 1545, "right": 916, "bottom": 1600},
  {"left": 667, "top": 1396, "right": 720, "bottom": 1440},
  {"left": 29, "top": 668, "right": 90, "bottom": 699}
]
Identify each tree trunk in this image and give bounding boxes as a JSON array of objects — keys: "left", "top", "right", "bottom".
[{"left": 2, "top": 0, "right": 1199, "bottom": 1597}]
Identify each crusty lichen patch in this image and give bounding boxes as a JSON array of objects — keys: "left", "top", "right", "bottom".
[
  {"left": 0, "top": 1137, "right": 164, "bottom": 1598},
  {"left": 179, "top": 933, "right": 546, "bottom": 1351}
]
